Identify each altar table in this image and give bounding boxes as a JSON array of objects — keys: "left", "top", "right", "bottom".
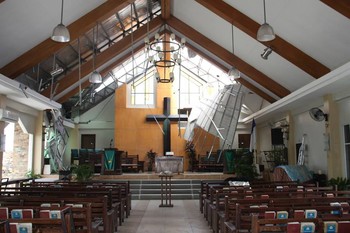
[{"left": 155, "top": 156, "right": 184, "bottom": 174}]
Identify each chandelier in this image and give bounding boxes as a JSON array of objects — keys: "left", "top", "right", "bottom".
[{"left": 145, "top": 26, "right": 186, "bottom": 83}]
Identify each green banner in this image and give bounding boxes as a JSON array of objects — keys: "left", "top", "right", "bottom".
[{"left": 104, "top": 150, "right": 115, "bottom": 170}]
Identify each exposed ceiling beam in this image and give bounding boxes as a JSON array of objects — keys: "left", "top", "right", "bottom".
[
  {"left": 161, "top": 0, "right": 171, "bottom": 20},
  {"left": 0, "top": 0, "right": 135, "bottom": 79},
  {"left": 321, "top": 0, "right": 350, "bottom": 19},
  {"left": 57, "top": 43, "right": 145, "bottom": 103},
  {"left": 195, "top": 0, "right": 330, "bottom": 79},
  {"left": 41, "top": 17, "right": 163, "bottom": 99},
  {"left": 167, "top": 16, "right": 290, "bottom": 98}
]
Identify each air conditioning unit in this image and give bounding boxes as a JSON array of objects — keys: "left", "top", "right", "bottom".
[{"left": 0, "top": 109, "right": 19, "bottom": 123}]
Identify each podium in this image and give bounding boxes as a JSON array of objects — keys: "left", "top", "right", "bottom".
[
  {"left": 159, "top": 174, "right": 173, "bottom": 207},
  {"left": 101, "top": 148, "right": 123, "bottom": 175}
]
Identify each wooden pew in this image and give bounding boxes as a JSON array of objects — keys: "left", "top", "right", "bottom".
[
  {"left": 199, "top": 180, "right": 226, "bottom": 215},
  {"left": 251, "top": 214, "right": 319, "bottom": 233},
  {"left": 0, "top": 195, "right": 115, "bottom": 233},
  {"left": 209, "top": 185, "right": 328, "bottom": 233},
  {"left": 29, "top": 180, "right": 132, "bottom": 219},
  {"left": 250, "top": 213, "right": 350, "bottom": 233},
  {"left": 221, "top": 195, "right": 350, "bottom": 233},
  {"left": 0, "top": 204, "right": 100, "bottom": 233},
  {"left": 8, "top": 207, "right": 75, "bottom": 233},
  {"left": 0, "top": 220, "right": 10, "bottom": 233},
  {"left": 13, "top": 185, "right": 124, "bottom": 226},
  {"left": 3, "top": 191, "right": 117, "bottom": 233},
  {"left": 204, "top": 181, "right": 333, "bottom": 232},
  {"left": 198, "top": 181, "right": 338, "bottom": 232},
  {"left": 121, "top": 154, "right": 141, "bottom": 172},
  {"left": 232, "top": 204, "right": 345, "bottom": 233}
]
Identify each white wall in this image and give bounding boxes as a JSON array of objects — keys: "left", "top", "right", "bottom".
[
  {"left": 75, "top": 95, "right": 115, "bottom": 150},
  {"left": 293, "top": 110, "right": 327, "bottom": 174},
  {"left": 255, "top": 92, "right": 350, "bottom": 177},
  {"left": 337, "top": 96, "right": 350, "bottom": 177},
  {"left": 258, "top": 125, "right": 273, "bottom": 152},
  {"left": 78, "top": 129, "right": 114, "bottom": 150}
]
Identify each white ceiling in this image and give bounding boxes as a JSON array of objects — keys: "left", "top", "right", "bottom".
[
  {"left": 0, "top": 0, "right": 105, "bottom": 68},
  {"left": 0, "top": 0, "right": 349, "bottom": 120}
]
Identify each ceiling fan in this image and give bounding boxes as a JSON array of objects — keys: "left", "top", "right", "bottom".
[{"left": 309, "top": 107, "right": 328, "bottom": 122}]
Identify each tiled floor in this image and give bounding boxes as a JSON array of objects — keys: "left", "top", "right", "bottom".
[{"left": 117, "top": 200, "right": 212, "bottom": 233}]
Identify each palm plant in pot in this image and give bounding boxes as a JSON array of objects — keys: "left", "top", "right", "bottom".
[
  {"left": 185, "top": 141, "right": 197, "bottom": 172},
  {"left": 146, "top": 149, "right": 157, "bottom": 172}
]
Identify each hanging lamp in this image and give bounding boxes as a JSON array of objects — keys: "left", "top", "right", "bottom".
[
  {"left": 51, "top": 0, "right": 70, "bottom": 42},
  {"left": 257, "top": 0, "right": 275, "bottom": 42},
  {"left": 89, "top": 25, "right": 102, "bottom": 83},
  {"left": 228, "top": 24, "right": 240, "bottom": 80}
]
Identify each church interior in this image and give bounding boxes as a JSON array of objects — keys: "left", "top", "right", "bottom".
[{"left": 0, "top": 0, "right": 350, "bottom": 232}]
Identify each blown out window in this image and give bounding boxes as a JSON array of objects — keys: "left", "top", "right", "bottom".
[{"left": 127, "top": 71, "right": 156, "bottom": 108}]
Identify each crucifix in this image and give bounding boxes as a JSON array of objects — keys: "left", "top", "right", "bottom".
[{"left": 146, "top": 97, "right": 188, "bottom": 155}]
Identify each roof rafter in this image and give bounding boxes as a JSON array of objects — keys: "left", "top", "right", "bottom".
[
  {"left": 195, "top": 0, "right": 330, "bottom": 79},
  {"left": 161, "top": 0, "right": 171, "bottom": 20},
  {"left": 321, "top": 0, "right": 350, "bottom": 19},
  {"left": 41, "top": 17, "right": 163, "bottom": 99},
  {"left": 0, "top": 0, "right": 135, "bottom": 79},
  {"left": 167, "top": 16, "right": 290, "bottom": 98}
]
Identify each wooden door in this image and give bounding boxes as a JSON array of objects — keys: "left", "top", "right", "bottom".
[
  {"left": 238, "top": 134, "right": 251, "bottom": 148},
  {"left": 81, "top": 134, "right": 96, "bottom": 149}
]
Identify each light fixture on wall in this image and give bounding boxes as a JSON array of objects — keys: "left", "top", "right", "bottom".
[
  {"left": 228, "top": 24, "right": 240, "bottom": 81},
  {"left": 89, "top": 25, "right": 102, "bottom": 83},
  {"left": 261, "top": 46, "right": 273, "bottom": 60},
  {"left": 51, "top": 0, "right": 70, "bottom": 43},
  {"left": 257, "top": 0, "right": 275, "bottom": 42},
  {"left": 145, "top": 25, "right": 186, "bottom": 83}
]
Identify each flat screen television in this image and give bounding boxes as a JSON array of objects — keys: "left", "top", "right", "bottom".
[{"left": 271, "top": 128, "right": 284, "bottom": 145}]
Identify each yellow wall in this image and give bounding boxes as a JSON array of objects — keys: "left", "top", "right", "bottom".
[{"left": 114, "top": 81, "right": 219, "bottom": 171}]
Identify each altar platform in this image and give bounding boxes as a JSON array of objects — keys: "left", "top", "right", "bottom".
[
  {"left": 96, "top": 172, "right": 232, "bottom": 180},
  {"left": 42, "top": 172, "right": 233, "bottom": 181}
]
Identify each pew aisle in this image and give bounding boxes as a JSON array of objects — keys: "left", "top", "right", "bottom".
[{"left": 118, "top": 200, "right": 211, "bottom": 233}]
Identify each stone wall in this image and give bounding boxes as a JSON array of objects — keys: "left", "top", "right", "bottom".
[{"left": 2, "top": 123, "right": 30, "bottom": 179}]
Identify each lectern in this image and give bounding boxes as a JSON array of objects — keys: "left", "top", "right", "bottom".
[
  {"left": 159, "top": 173, "right": 173, "bottom": 207},
  {"left": 101, "top": 148, "right": 123, "bottom": 175}
]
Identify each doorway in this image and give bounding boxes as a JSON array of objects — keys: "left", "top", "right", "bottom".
[
  {"left": 238, "top": 134, "right": 250, "bottom": 148},
  {"left": 81, "top": 134, "right": 96, "bottom": 149}
]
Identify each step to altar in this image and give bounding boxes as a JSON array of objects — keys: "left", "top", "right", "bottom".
[{"left": 94, "top": 171, "right": 232, "bottom": 180}]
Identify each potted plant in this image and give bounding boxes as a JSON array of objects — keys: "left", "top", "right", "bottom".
[
  {"left": 72, "top": 164, "right": 94, "bottom": 182},
  {"left": 25, "top": 170, "right": 42, "bottom": 179},
  {"left": 328, "top": 177, "right": 350, "bottom": 191},
  {"left": 185, "top": 141, "right": 197, "bottom": 172},
  {"left": 146, "top": 149, "right": 157, "bottom": 172},
  {"left": 233, "top": 149, "right": 258, "bottom": 181}
]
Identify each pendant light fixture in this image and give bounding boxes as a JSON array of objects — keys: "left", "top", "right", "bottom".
[
  {"left": 89, "top": 25, "right": 102, "bottom": 84},
  {"left": 146, "top": 24, "right": 185, "bottom": 83},
  {"left": 228, "top": 24, "right": 240, "bottom": 81},
  {"left": 51, "top": 0, "right": 70, "bottom": 43},
  {"left": 257, "top": 0, "right": 275, "bottom": 42}
]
